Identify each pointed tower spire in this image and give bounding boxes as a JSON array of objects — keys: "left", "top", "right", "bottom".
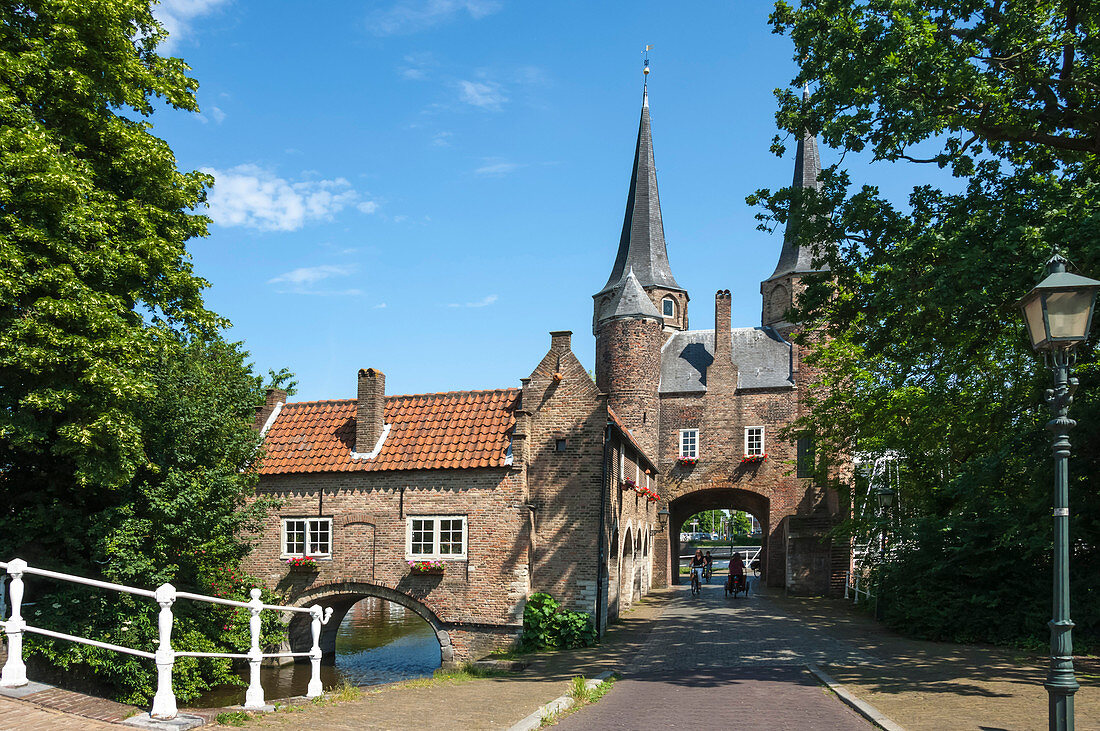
[
  {"left": 597, "top": 86, "right": 682, "bottom": 296},
  {"left": 768, "top": 86, "right": 829, "bottom": 279}
]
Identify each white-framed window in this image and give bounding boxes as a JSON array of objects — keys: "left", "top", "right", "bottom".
[
  {"left": 745, "top": 426, "right": 765, "bottom": 456},
  {"left": 619, "top": 450, "right": 625, "bottom": 481},
  {"left": 679, "top": 429, "right": 698, "bottom": 458},
  {"left": 406, "top": 515, "right": 467, "bottom": 559},
  {"left": 635, "top": 462, "right": 640, "bottom": 484},
  {"left": 281, "top": 518, "right": 332, "bottom": 558},
  {"left": 662, "top": 297, "right": 675, "bottom": 318}
]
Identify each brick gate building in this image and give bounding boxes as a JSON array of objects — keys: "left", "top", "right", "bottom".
[{"left": 244, "top": 86, "right": 847, "bottom": 665}]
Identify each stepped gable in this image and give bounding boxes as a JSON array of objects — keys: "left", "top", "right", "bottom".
[
  {"left": 259, "top": 388, "right": 519, "bottom": 474},
  {"left": 660, "top": 328, "right": 793, "bottom": 393}
]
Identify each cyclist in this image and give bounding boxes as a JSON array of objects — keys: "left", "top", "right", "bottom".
[
  {"left": 689, "top": 549, "right": 706, "bottom": 594},
  {"left": 703, "top": 551, "right": 713, "bottom": 582},
  {"left": 726, "top": 551, "right": 746, "bottom": 594}
]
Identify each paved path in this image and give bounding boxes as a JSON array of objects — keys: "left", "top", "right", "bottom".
[{"left": 555, "top": 579, "right": 871, "bottom": 729}]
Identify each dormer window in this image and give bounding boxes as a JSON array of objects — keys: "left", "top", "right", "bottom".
[{"left": 662, "top": 297, "right": 675, "bottom": 318}]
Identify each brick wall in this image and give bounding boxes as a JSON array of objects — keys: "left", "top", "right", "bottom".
[
  {"left": 595, "top": 317, "right": 662, "bottom": 456},
  {"left": 245, "top": 466, "right": 529, "bottom": 635}
]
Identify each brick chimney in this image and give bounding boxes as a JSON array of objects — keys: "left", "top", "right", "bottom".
[
  {"left": 253, "top": 388, "right": 286, "bottom": 431},
  {"left": 550, "top": 330, "right": 572, "bottom": 351},
  {"left": 356, "top": 368, "right": 386, "bottom": 453},
  {"left": 708, "top": 290, "right": 737, "bottom": 392}
]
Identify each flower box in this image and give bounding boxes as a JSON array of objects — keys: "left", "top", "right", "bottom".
[
  {"left": 287, "top": 557, "right": 320, "bottom": 573},
  {"left": 621, "top": 479, "right": 637, "bottom": 490},
  {"left": 408, "top": 560, "right": 445, "bottom": 575},
  {"left": 740, "top": 454, "right": 767, "bottom": 465},
  {"left": 677, "top": 457, "right": 698, "bottom": 467}
]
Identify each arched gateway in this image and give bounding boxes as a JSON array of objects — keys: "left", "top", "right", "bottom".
[{"left": 667, "top": 487, "right": 770, "bottom": 585}]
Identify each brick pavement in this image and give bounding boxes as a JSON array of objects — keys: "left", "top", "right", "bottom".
[
  {"left": 0, "top": 695, "right": 121, "bottom": 730},
  {"left": 554, "top": 578, "right": 871, "bottom": 729}
]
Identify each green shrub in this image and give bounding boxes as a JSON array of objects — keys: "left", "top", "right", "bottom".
[{"left": 520, "top": 592, "right": 596, "bottom": 650}]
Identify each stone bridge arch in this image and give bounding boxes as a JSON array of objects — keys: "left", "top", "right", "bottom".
[
  {"left": 666, "top": 487, "right": 772, "bottom": 586},
  {"left": 286, "top": 580, "right": 455, "bottom": 668}
]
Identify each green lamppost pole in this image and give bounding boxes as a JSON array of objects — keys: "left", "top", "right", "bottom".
[{"left": 1018, "top": 254, "right": 1100, "bottom": 731}]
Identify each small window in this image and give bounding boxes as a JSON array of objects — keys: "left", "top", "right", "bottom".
[
  {"left": 555, "top": 439, "right": 567, "bottom": 452},
  {"left": 407, "top": 515, "right": 467, "bottom": 559},
  {"left": 745, "top": 426, "right": 764, "bottom": 456},
  {"left": 796, "top": 436, "right": 815, "bottom": 478},
  {"left": 679, "top": 429, "right": 698, "bottom": 458},
  {"left": 282, "top": 518, "right": 332, "bottom": 558},
  {"left": 662, "top": 297, "right": 675, "bottom": 318}
]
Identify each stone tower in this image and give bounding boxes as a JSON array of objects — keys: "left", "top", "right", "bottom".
[
  {"left": 760, "top": 89, "right": 830, "bottom": 332},
  {"left": 593, "top": 88, "right": 684, "bottom": 456}
]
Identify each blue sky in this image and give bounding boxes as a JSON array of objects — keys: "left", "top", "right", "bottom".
[{"left": 151, "top": 1, "right": 953, "bottom": 402}]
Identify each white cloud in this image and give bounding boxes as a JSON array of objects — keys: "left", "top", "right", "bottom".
[
  {"left": 357, "top": 200, "right": 380, "bottom": 214},
  {"left": 153, "top": 0, "right": 231, "bottom": 51},
  {"left": 374, "top": 302, "right": 388, "bottom": 309},
  {"left": 448, "top": 294, "right": 498, "bottom": 308},
  {"left": 399, "top": 52, "right": 435, "bottom": 80},
  {"left": 367, "top": 0, "right": 501, "bottom": 35},
  {"left": 474, "top": 158, "right": 521, "bottom": 176},
  {"left": 431, "top": 131, "right": 453, "bottom": 147},
  {"left": 267, "top": 264, "right": 363, "bottom": 296},
  {"left": 202, "top": 165, "right": 362, "bottom": 231},
  {"left": 210, "top": 106, "right": 226, "bottom": 123},
  {"left": 459, "top": 80, "right": 506, "bottom": 110}
]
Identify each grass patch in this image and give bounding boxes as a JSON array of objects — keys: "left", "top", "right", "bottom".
[
  {"left": 399, "top": 663, "right": 512, "bottom": 689},
  {"left": 215, "top": 711, "right": 253, "bottom": 727},
  {"left": 541, "top": 674, "right": 619, "bottom": 727},
  {"left": 323, "top": 681, "right": 363, "bottom": 703}
]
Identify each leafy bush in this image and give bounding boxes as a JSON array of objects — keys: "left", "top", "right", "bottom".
[{"left": 520, "top": 592, "right": 597, "bottom": 650}]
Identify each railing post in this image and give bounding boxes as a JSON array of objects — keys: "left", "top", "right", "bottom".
[
  {"left": 1, "top": 573, "right": 8, "bottom": 621},
  {"left": 854, "top": 575, "right": 860, "bottom": 603},
  {"left": 244, "top": 589, "right": 265, "bottom": 710},
  {"left": 150, "top": 583, "right": 177, "bottom": 719},
  {"left": 844, "top": 571, "right": 850, "bottom": 600},
  {"left": 306, "top": 605, "right": 332, "bottom": 698},
  {"left": 1, "top": 559, "right": 28, "bottom": 687}
]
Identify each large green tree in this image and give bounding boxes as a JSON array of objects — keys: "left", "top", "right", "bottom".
[
  {"left": 756, "top": 0, "right": 1100, "bottom": 646},
  {"left": 0, "top": 1, "right": 285, "bottom": 700}
]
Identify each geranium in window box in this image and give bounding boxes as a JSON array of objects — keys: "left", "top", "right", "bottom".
[
  {"left": 677, "top": 457, "right": 698, "bottom": 467},
  {"left": 621, "top": 478, "right": 636, "bottom": 490},
  {"left": 287, "top": 556, "right": 320, "bottom": 573},
  {"left": 408, "top": 560, "right": 445, "bottom": 575},
  {"left": 740, "top": 454, "right": 767, "bottom": 465}
]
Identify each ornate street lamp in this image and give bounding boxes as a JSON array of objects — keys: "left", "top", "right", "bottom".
[
  {"left": 656, "top": 508, "right": 669, "bottom": 530},
  {"left": 1018, "top": 253, "right": 1100, "bottom": 731},
  {"left": 873, "top": 486, "right": 895, "bottom": 621}
]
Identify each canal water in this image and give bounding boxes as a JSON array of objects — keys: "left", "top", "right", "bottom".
[{"left": 194, "top": 597, "right": 440, "bottom": 707}]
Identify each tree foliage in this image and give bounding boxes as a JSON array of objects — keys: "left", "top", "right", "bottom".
[
  {"left": 757, "top": 0, "right": 1100, "bottom": 647},
  {"left": 0, "top": 2, "right": 285, "bottom": 701}
]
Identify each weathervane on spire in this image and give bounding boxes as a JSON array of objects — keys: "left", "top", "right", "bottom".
[{"left": 643, "top": 44, "right": 653, "bottom": 94}]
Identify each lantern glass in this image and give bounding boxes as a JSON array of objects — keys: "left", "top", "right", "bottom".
[
  {"left": 1044, "top": 289, "right": 1096, "bottom": 341},
  {"left": 875, "top": 487, "right": 895, "bottom": 511},
  {"left": 1022, "top": 293, "right": 1048, "bottom": 349}
]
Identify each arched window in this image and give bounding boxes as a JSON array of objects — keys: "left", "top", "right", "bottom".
[{"left": 662, "top": 297, "right": 675, "bottom": 318}]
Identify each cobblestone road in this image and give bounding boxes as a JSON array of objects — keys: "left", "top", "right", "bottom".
[{"left": 555, "top": 578, "right": 872, "bottom": 729}]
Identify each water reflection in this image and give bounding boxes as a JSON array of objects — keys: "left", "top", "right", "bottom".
[{"left": 194, "top": 597, "right": 439, "bottom": 707}]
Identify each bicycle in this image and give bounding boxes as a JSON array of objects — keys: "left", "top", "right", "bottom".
[
  {"left": 702, "top": 564, "right": 712, "bottom": 583},
  {"left": 690, "top": 567, "right": 702, "bottom": 597}
]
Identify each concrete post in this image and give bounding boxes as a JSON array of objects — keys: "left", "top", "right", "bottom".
[
  {"left": 0, "top": 559, "right": 28, "bottom": 687},
  {"left": 150, "top": 583, "right": 177, "bottom": 719},
  {"left": 244, "top": 589, "right": 265, "bottom": 710}
]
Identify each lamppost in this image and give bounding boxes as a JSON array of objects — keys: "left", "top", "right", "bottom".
[
  {"left": 1017, "top": 253, "right": 1100, "bottom": 731},
  {"left": 873, "top": 485, "right": 895, "bottom": 622}
]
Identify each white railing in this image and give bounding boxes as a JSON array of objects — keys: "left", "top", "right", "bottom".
[
  {"left": 678, "top": 545, "right": 762, "bottom": 567},
  {"left": 0, "top": 558, "right": 333, "bottom": 720},
  {"left": 843, "top": 570, "right": 874, "bottom": 603}
]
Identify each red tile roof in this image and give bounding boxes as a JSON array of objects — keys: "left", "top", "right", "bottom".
[
  {"left": 607, "top": 406, "right": 657, "bottom": 471},
  {"left": 258, "top": 389, "right": 519, "bottom": 475}
]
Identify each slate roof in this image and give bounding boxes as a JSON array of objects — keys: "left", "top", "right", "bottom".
[
  {"left": 258, "top": 389, "right": 519, "bottom": 475},
  {"left": 660, "top": 328, "right": 793, "bottom": 393},
  {"left": 769, "top": 88, "right": 831, "bottom": 280},
  {"left": 596, "top": 267, "right": 662, "bottom": 324},
  {"left": 597, "top": 89, "right": 683, "bottom": 296}
]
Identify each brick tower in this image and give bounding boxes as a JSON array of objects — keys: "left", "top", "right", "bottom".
[
  {"left": 593, "top": 88, "right": 686, "bottom": 457},
  {"left": 760, "top": 88, "right": 830, "bottom": 333}
]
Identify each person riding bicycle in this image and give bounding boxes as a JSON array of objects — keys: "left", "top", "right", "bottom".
[
  {"left": 703, "top": 551, "right": 713, "bottom": 581},
  {"left": 726, "top": 551, "right": 746, "bottom": 592},
  {"left": 689, "top": 549, "right": 707, "bottom": 588}
]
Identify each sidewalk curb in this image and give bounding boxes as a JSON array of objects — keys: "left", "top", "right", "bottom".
[
  {"left": 505, "top": 670, "right": 615, "bottom": 731},
  {"left": 806, "top": 663, "right": 906, "bottom": 731}
]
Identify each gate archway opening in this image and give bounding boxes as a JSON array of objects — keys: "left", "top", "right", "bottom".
[{"left": 667, "top": 488, "right": 770, "bottom": 586}]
